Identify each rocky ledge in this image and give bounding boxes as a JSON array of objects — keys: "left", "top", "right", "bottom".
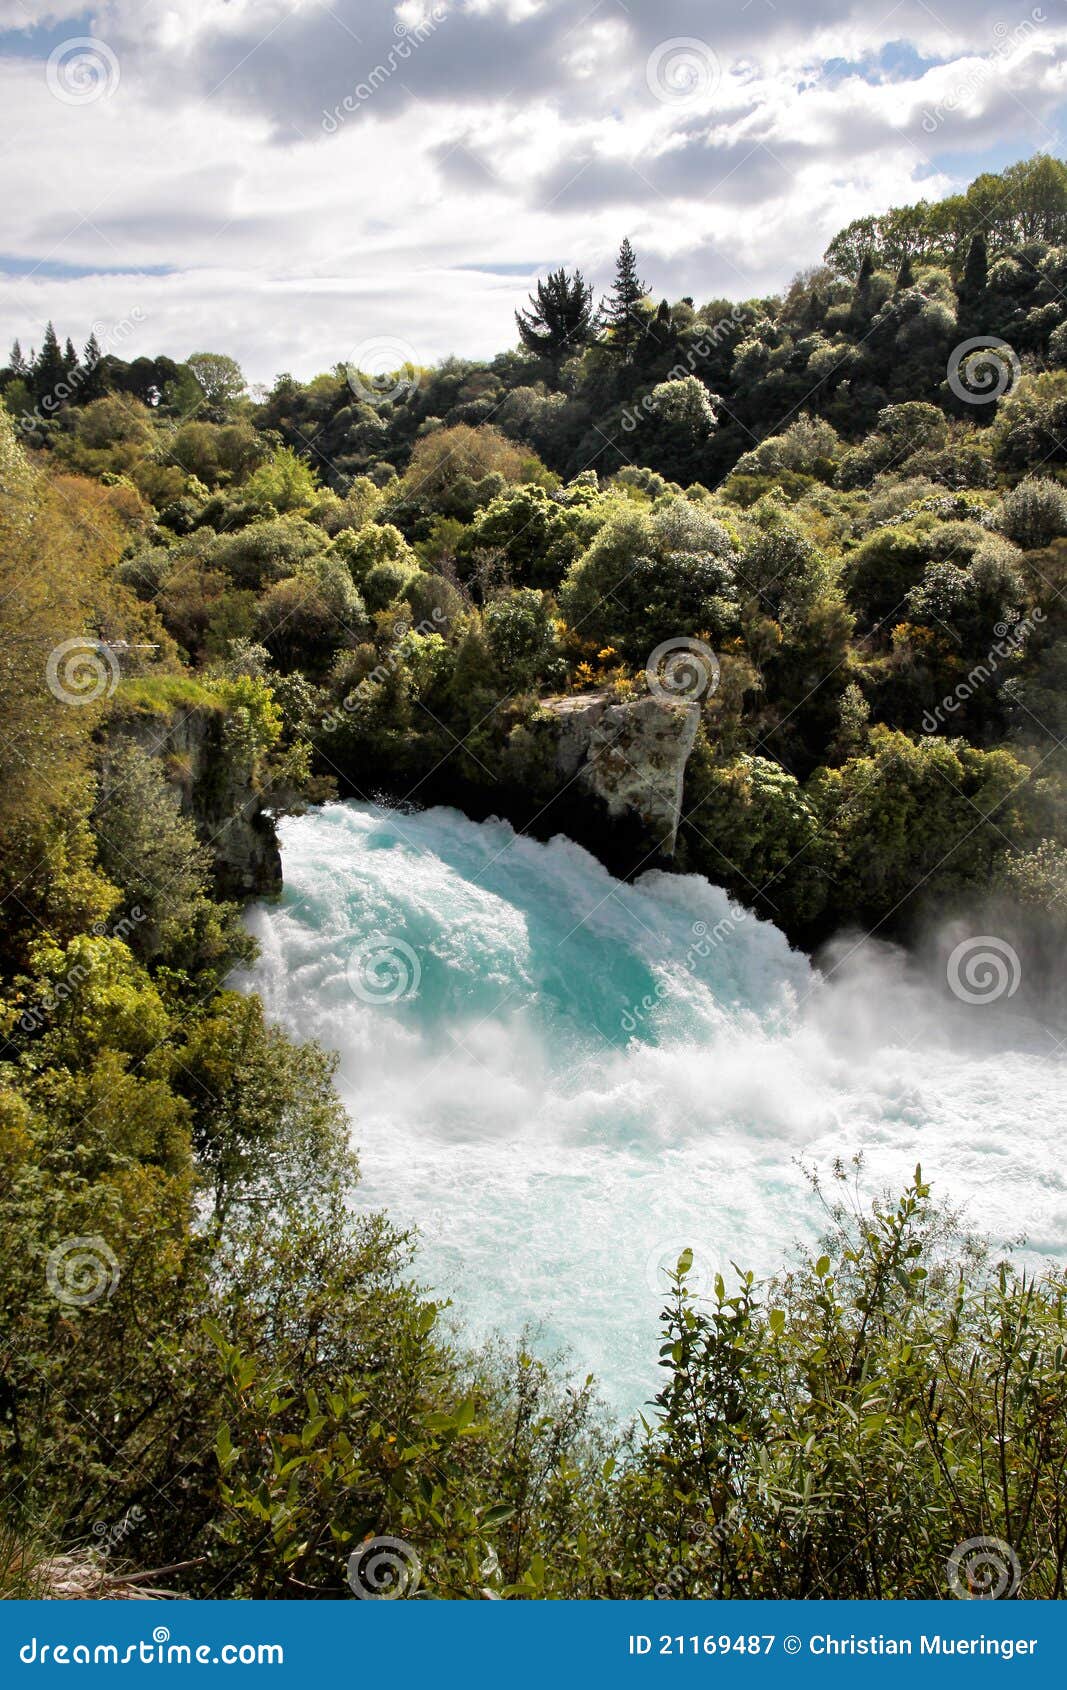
[
  {"left": 104, "top": 703, "right": 282, "bottom": 899},
  {"left": 538, "top": 691, "right": 701, "bottom": 858}
]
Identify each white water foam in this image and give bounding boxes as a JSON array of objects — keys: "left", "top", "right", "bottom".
[{"left": 245, "top": 800, "right": 1067, "bottom": 1413}]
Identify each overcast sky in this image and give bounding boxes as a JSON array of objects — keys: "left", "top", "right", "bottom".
[{"left": 1, "top": 0, "right": 1066, "bottom": 387}]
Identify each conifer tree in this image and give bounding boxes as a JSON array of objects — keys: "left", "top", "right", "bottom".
[
  {"left": 895, "top": 254, "right": 915, "bottom": 291},
  {"left": 850, "top": 251, "right": 876, "bottom": 329},
  {"left": 81, "top": 331, "right": 105, "bottom": 400},
  {"left": 599, "top": 238, "right": 650, "bottom": 359},
  {"left": 801, "top": 289, "right": 823, "bottom": 331},
  {"left": 958, "top": 232, "right": 989, "bottom": 331},
  {"left": 515, "top": 268, "right": 595, "bottom": 373},
  {"left": 8, "top": 339, "right": 27, "bottom": 376},
  {"left": 33, "top": 321, "right": 65, "bottom": 403}
]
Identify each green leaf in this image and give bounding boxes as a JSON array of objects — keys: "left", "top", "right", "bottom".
[{"left": 482, "top": 1504, "right": 516, "bottom": 1527}]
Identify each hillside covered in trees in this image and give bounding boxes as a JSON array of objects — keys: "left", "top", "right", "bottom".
[{"left": 2, "top": 154, "right": 1067, "bottom": 1600}]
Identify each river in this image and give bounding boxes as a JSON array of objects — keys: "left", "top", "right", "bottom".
[{"left": 245, "top": 799, "right": 1066, "bottom": 1413}]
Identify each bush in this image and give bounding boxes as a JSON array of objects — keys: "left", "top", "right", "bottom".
[
  {"left": 994, "top": 478, "right": 1067, "bottom": 549},
  {"left": 207, "top": 514, "right": 329, "bottom": 590},
  {"left": 560, "top": 498, "right": 738, "bottom": 659}
]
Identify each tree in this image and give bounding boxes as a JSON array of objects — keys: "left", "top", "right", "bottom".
[
  {"left": 93, "top": 739, "right": 257, "bottom": 978},
  {"left": 80, "top": 330, "right": 106, "bottom": 401},
  {"left": 243, "top": 444, "right": 319, "bottom": 512},
  {"left": 482, "top": 588, "right": 558, "bottom": 685},
  {"left": 851, "top": 251, "right": 876, "bottom": 325},
  {"left": 560, "top": 498, "right": 738, "bottom": 658},
  {"left": 33, "top": 321, "right": 65, "bottom": 404},
  {"left": 515, "top": 268, "right": 595, "bottom": 373},
  {"left": 8, "top": 338, "right": 27, "bottom": 376},
  {"left": 994, "top": 477, "right": 1067, "bottom": 549},
  {"left": 185, "top": 351, "right": 246, "bottom": 411},
  {"left": 957, "top": 231, "right": 988, "bottom": 331},
  {"left": 895, "top": 254, "right": 915, "bottom": 291},
  {"left": 402, "top": 422, "right": 538, "bottom": 511},
  {"left": 175, "top": 991, "right": 352, "bottom": 1229},
  {"left": 599, "top": 238, "right": 650, "bottom": 359}
]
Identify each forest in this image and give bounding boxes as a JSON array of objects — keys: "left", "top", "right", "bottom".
[{"left": 1, "top": 152, "right": 1066, "bottom": 1600}]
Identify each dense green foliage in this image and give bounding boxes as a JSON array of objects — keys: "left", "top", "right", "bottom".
[{"left": 2, "top": 157, "right": 1066, "bottom": 1599}]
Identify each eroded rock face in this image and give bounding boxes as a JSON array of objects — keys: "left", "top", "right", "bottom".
[
  {"left": 540, "top": 691, "right": 700, "bottom": 856},
  {"left": 105, "top": 706, "right": 282, "bottom": 898}
]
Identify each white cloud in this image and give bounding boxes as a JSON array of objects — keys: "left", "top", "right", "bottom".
[{"left": 0, "top": 0, "right": 1064, "bottom": 380}]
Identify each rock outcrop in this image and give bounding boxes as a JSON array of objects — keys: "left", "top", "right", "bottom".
[
  {"left": 105, "top": 702, "right": 282, "bottom": 898},
  {"left": 539, "top": 691, "right": 701, "bottom": 857}
]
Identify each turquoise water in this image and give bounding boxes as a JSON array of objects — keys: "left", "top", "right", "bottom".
[{"left": 246, "top": 800, "right": 1067, "bottom": 1414}]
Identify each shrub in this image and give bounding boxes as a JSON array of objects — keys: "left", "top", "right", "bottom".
[{"left": 994, "top": 477, "right": 1067, "bottom": 549}]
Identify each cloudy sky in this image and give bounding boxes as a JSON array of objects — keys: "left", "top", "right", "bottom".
[{"left": 1, "top": 0, "right": 1066, "bottom": 386}]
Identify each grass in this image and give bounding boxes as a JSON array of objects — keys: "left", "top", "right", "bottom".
[{"left": 111, "top": 673, "right": 222, "bottom": 719}]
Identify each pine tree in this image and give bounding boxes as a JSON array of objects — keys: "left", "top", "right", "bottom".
[
  {"left": 801, "top": 289, "right": 823, "bottom": 331},
  {"left": 851, "top": 251, "right": 876, "bottom": 328},
  {"left": 599, "top": 238, "right": 650, "bottom": 359},
  {"left": 33, "top": 321, "right": 65, "bottom": 403},
  {"left": 895, "top": 254, "right": 915, "bottom": 291},
  {"left": 63, "top": 336, "right": 78, "bottom": 374},
  {"left": 958, "top": 232, "right": 989, "bottom": 331},
  {"left": 8, "top": 339, "right": 27, "bottom": 376},
  {"left": 515, "top": 268, "right": 595, "bottom": 372},
  {"left": 81, "top": 331, "right": 105, "bottom": 400}
]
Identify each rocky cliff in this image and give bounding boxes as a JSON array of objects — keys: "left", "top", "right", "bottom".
[
  {"left": 104, "top": 699, "right": 282, "bottom": 898},
  {"left": 538, "top": 690, "right": 701, "bottom": 858}
]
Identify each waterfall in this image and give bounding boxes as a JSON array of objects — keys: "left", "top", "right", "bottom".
[{"left": 245, "top": 800, "right": 1066, "bottom": 1412}]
